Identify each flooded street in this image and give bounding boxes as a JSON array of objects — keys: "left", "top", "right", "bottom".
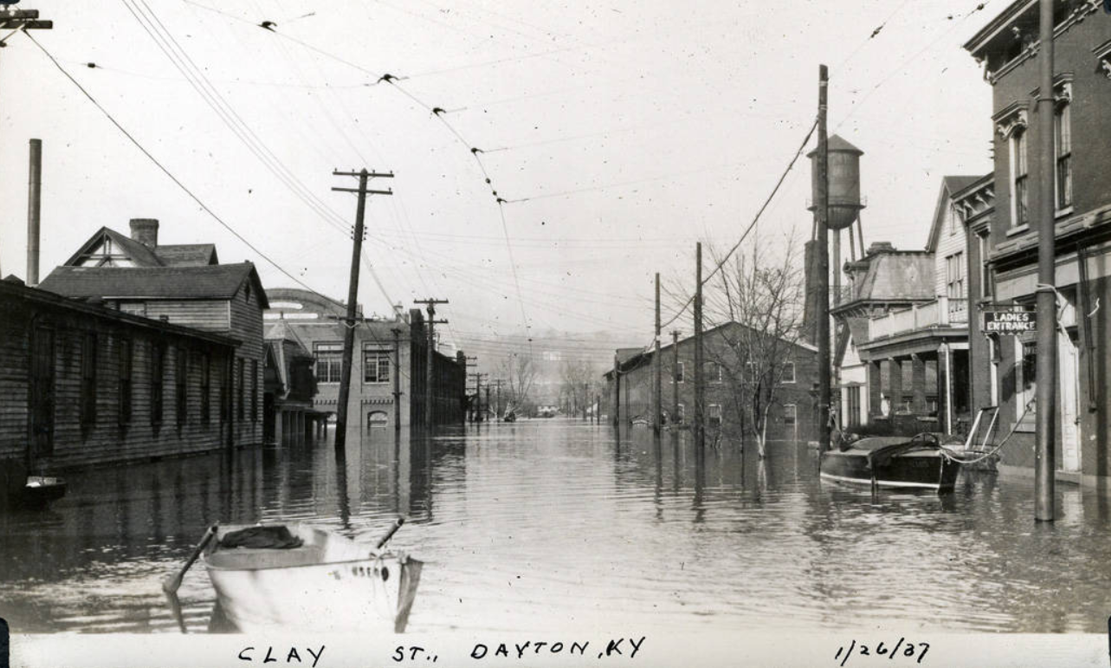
[{"left": 2, "top": 419, "right": 1110, "bottom": 635}]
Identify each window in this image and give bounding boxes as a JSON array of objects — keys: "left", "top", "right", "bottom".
[
  {"left": 676, "top": 403, "right": 685, "bottom": 423},
  {"left": 251, "top": 359, "right": 258, "bottom": 422},
  {"left": 237, "top": 358, "right": 245, "bottom": 421},
  {"left": 175, "top": 347, "right": 187, "bottom": 426},
  {"left": 781, "top": 361, "right": 796, "bottom": 384},
  {"left": 80, "top": 333, "right": 97, "bottom": 428},
  {"left": 314, "top": 342, "right": 343, "bottom": 383},
  {"left": 1055, "top": 98, "right": 1072, "bottom": 211},
  {"left": 846, "top": 387, "right": 861, "bottom": 427},
  {"left": 1011, "top": 129, "right": 1029, "bottom": 227},
  {"left": 367, "top": 411, "right": 389, "bottom": 428},
  {"left": 978, "top": 233, "right": 992, "bottom": 300},
  {"left": 675, "top": 362, "right": 684, "bottom": 383},
  {"left": 118, "top": 338, "right": 132, "bottom": 425},
  {"left": 363, "top": 348, "right": 391, "bottom": 383},
  {"left": 783, "top": 404, "right": 797, "bottom": 426},
  {"left": 949, "top": 203, "right": 958, "bottom": 236},
  {"left": 200, "top": 352, "right": 211, "bottom": 424},
  {"left": 708, "top": 404, "right": 722, "bottom": 425},
  {"left": 946, "top": 252, "right": 965, "bottom": 300},
  {"left": 151, "top": 343, "right": 165, "bottom": 425},
  {"left": 712, "top": 362, "right": 723, "bottom": 383}
]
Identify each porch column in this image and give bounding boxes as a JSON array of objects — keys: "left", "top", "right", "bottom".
[
  {"left": 867, "top": 360, "right": 882, "bottom": 420},
  {"left": 912, "top": 354, "right": 926, "bottom": 415},
  {"left": 889, "top": 358, "right": 903, "bottom": 415},
  {"left": 940, "top": 344, "right": 952, "bottom": 435},
  {"left": 275, "top": 409, "right": 284, "bottom": 445}
]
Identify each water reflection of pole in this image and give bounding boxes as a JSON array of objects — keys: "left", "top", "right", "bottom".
[
  {"left": 692, "top": 441, "right": 706, "bottom": 523},
  {"left": 335, "top": 448, "right": 352, "bottom": 533}
]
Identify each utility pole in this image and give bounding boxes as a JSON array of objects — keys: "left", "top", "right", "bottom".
[
  {"left": 415, "top": 299, "right": 449, "bottom": 430},
  {"left": 582, "top": 383, "right": 589, "bottom": 421},
  {"left": 612, "top": 354, "right": 620, "bottom": 427},
  {"left": 2, "top": 9, "right": 52, "bottom": 281},
  {"left": 816, "top": 66, "right": 832, "bottom": 453},
  {"left": 332, "top": 168, "right": 393, "bottom": 453},
  {"left": 492, "top": 379, "right": 503, "bottom": 420},
  {"left": 671, "top": 330, "right": 681, "bottom": 427},
  {"left": 694, "top": 242, "right": 705, "bottom": 449},
  {"left": 464, "top": 357, "right": 478, "bottom": 421},
  {"left": 470, "top": 372, "right": 487, "bottom": 422},
  {"left": 1034, "top": 0, "right": 1056, "bottom": 522},
  {"left": 485, "top": 385, "right": 491, "bottom": 423},
  {"left": 27, "top": 139, "right": 42, "bottom": 286},
  {"left": 654, "top": 273, "right": 662, "bottom": 435},
  {"left": 390, "top": 326, "right": 404, "bottom": 430}
]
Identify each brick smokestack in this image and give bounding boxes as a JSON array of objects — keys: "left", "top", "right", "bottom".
[
  {"left": 130, "top": 218, "right": 159, "bottom": 248},
  {"left": 802, "top": 238, "right": 822, "bottom": 346}
]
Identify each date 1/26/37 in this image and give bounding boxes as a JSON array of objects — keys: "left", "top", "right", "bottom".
[{"left": 834, "top": 638, "right": 929, "bottom": 666}]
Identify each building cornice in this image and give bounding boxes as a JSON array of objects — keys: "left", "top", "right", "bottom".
[{"left": 969, "top": 0, "right": 1102, "bottom": 85}]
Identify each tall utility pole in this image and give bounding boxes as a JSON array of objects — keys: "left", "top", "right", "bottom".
[
  {"left": 816, "top": 65, "right": 832, "bottom": 453},
  {"left": 471, "top": 372, "right": 487, "bottom": 422},
  {"left": 414, "top": 299, "right": 449, "bottom": 430},
  {"left": 653, "top": 273, "right": 662, "bottom": 435},
  {"left": 671, "top": 330, "right": 680, "bottom": 427},
  {"left": 694, "top": 243, "right": 705, "bottom": 449},
  {"left": 2, "top": 9, "right": 52, "bottom": 281},
  {"left": 391, "top": 328, "right": 402, "bottom": 431},
  {"left": 27, "top": 139, "right": 42, "bottom": 286},
  {"left": 332, "top": 168, "right": 393, "bottom": 453},
  {"left": 1034, "top": 0, "right": 1057, "bottom": 522}
]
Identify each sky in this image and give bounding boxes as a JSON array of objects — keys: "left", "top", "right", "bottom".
[{"left": 0, "top": 0, "right": 997, "bottom": 353}]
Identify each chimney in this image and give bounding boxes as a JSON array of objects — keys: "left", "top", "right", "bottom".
[
  {"left": 27, "top": 139, "right": 42, "bottom": 287},
  {"left": 130, "top": 218, "right": 159, "bottom": 248}
]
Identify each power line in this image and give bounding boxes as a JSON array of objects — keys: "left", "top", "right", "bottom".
[
  {"left": 659, "top": 116, "right": 818, "bottom": 332},
  {"left": 21, "top": 29, "right": 337, "bottom": 303}
]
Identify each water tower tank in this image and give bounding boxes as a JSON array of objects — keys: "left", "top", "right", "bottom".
[{"left": 808, "top": 134, "right": 864, "bottom": 230}]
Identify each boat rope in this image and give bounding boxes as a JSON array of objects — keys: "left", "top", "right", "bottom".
[{"left": 939, "top": 399, "right": 1034, "bottom": 465}]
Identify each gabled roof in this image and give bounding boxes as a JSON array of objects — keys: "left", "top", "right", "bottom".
[
  {"left": 156, "top": 244, "right": 219, "bottom": 266},
  {"left": 39, "top": 262, "right": 268, "bottom": 307},
  {"left": 925, "top": 176, "right": 983, "bottom": 252},
  {"left": 64, "top": 227, "right": 165, "bottom": 267}
]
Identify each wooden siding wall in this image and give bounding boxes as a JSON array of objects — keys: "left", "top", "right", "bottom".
[
  {"left": 0, "top": 295, "right": 237, "bottom": 471},
  {"left": 142, "top": 300, "right": 230, "bottom": 331},
  {"left": 227, "top": 283, "right": 265, "bottom": 449}
]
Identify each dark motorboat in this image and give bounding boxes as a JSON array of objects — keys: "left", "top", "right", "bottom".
[
  {"left": 13, "top": 475, "right": 67, "bottom": 508},
  {"left": 819, "top": 434, "right": 961, "bottom": 493}
]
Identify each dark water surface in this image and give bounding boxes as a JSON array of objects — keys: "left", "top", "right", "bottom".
[{"left": 2, "top": 418, "right": 1110, "bottom": 634}]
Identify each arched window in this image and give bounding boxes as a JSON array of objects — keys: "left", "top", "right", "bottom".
[{"left": 367, "top": 411, "right": 389, "bottom": 428}]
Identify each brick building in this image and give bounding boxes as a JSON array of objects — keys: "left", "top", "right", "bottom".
[
  {"left": 265, "top": 288, "right": 467, "bottom": 430},
  {"left": 602, "top": 322, "right": 819, "bottom": 445},
  {"left": 963, "top": 0, "right": 1111, "bottom": 484}
]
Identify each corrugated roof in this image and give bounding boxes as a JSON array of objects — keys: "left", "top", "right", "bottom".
[
  {"left": 39, "top": 263, "right": 258, "bottom": 301},
  {"left": 156, "top": 244, "right": 218, "bottom": 266}
]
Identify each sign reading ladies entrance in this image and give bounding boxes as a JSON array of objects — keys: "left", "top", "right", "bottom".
[{"left": 984, "top": 309, "right": 1036, "bottom": 334}]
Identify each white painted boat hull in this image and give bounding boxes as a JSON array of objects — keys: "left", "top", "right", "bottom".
[{"left": 203, "top": 523, "right": 422, "bottom": 633}]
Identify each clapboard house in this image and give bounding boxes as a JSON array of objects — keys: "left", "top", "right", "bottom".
[
  {"left": 31, "top": 219, "right": 269, "bottom": 463},
  {"left": 0, "top": 277, "right": 240, "bottom": 496}
]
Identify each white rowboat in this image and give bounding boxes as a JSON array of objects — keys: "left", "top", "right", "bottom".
[{"left": 201, "top": 523, "right": 422, "bottom": 633}]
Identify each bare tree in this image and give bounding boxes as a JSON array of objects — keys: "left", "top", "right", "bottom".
[
  {"left": 500, "top": 353, "right": 538, "bottom": 415},
  {"left": 704, "top": 233, "right": 805, "bottom": 458},
  {"left": 558, "top": 359, "right": 598, "bottom": 415}
]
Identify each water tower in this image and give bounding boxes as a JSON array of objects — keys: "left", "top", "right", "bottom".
[{"left": 808, "top": 135, "right": 865, "bottom": 306}]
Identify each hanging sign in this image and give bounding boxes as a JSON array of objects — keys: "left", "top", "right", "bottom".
[{"left": 984, "top": 309, "right": 1036, "bottom": 334}]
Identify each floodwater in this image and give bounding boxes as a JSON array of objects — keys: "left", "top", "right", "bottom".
[{"left": 1, "top": 418, "right": 1110, "bottom": 635}]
